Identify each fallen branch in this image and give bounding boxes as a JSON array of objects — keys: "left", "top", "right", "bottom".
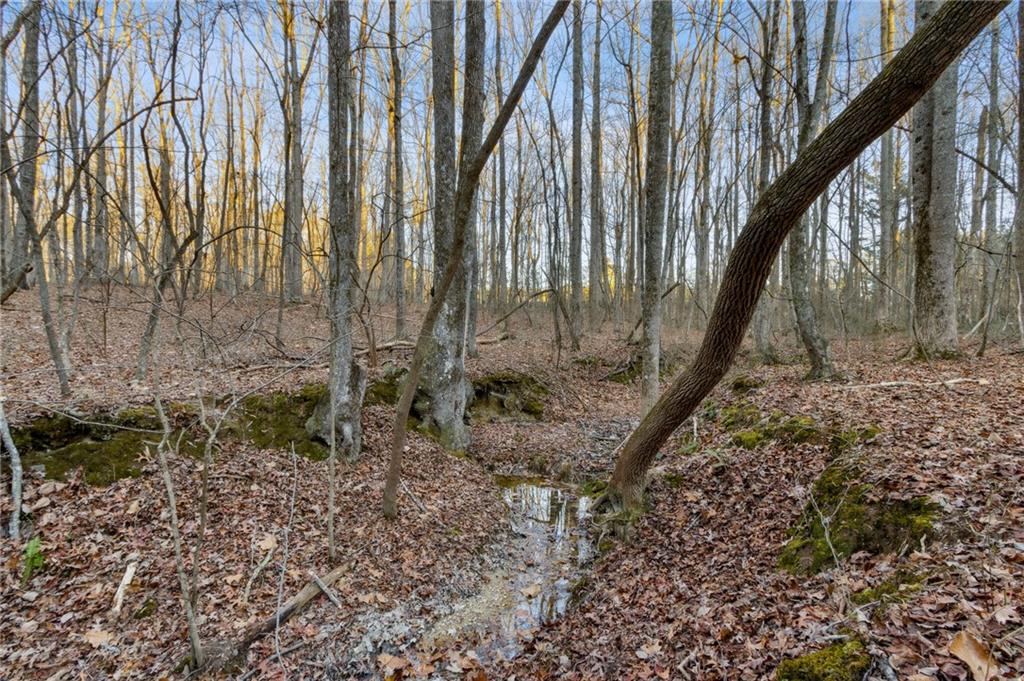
[
  {"left": 477, "top": 288, "right": 553, "bottom": 338},
  {"left": 840, "top": 377, "right": 990, "bottom": 390},
  {"left": 309, "top": 571, "right": 343, "bottom": 609}
]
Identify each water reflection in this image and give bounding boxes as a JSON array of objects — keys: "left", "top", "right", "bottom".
[{"left": 421, "top": 478, "right": 593, "bottom": 661}]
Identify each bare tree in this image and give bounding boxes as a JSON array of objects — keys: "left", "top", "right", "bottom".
[
  {"left": 601, "top": 0, "right": 1005, "bottom": 512},
  {"left": 383, "top": 0, "right": 571, "bottom": 519},
  {"left": 569, "top": 0, "right": 583, "bottom": 344}
]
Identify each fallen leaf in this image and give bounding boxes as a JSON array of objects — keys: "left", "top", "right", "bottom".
[
  {"left": 84, "top": 630, "right": 114, "bottom": 648},
  {"left": 949, "top": 630, "right": 1001, "bottom": 681},
  {"left": 257, "top": 533, "right": 278, "bottom": 552},
  {"left": 520, "top": 584, "right": 542, "bottom": 598},
  {"left": 636, "top": 641, "right": 662, "bottom": 660},
  {"left": 377, "top": 653, "right": 410, "bottom": 670}
]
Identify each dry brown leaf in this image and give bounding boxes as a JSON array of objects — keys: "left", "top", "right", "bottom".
[
  {"left": 949, "top": 630, "right": 1001, "bottom": 681},
  {"left": 84, "top": 630, "right": 114, "bottom": 648}
]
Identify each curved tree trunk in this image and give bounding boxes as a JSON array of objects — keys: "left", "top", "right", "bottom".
[{"left": 606, "top": 0, "right": 1005, "bottom": 510}]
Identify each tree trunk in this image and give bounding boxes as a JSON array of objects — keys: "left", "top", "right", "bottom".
[
  {"left": 569, "top": 0, "right": 583, "bottom": 345},
  {"left": 605, "top": 0, "right": 1004, "bottom": 511},
  {"left": 421, "top": 0, "right": 472, "bottom": 453},
  {"left": 789, "top": 0, "right": 838, "bottom": 380},
  {"left": 911, "top": 0, "right": 960, "bottom": 358},
  {"left": 389, "top": 0, "right": 405, "bottom": 340},
  {"left": 1016, "top": 0, "right": 1024, "bottom": 342},
  {"left": 382, "top": 0, "right": 570, "bottom": 519},
  {"left": 640, "top": 0, "right": 673, "bottom": 415},
  {"left": 12, "top": 0, "right": 40, "bottom": 291},
  {"left": 588, "top": 0, "right": 605, "bottom": 327},
  {"left": 877, "top": 0, "right": 897, "bottom": 319}
]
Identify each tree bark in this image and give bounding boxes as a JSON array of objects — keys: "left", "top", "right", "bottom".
[
  {"left": 789, "top": 0, "right": 838, "bottom": 380},
  {"left": 605, "top": 0, "right": 1004, "bottom": 510},
  {"left": 911, "top": 0, "right": 960, "bottom": 358},
  {"left": 569, "top": 0, "right": 583, "bottom": 345},
  {"left": 389, "top": 0, "right": 406, "bottom": 340},
  {"left": 640, "top": 0, "right": 673, "bottom": 415}
]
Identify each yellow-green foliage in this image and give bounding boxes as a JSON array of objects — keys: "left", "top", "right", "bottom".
[
  {"left": 779, "top": 464, "right": 937, "bottom": 574},
  {"left": 829, "top": 425, "right": 881, "bottom": 456},
  {"left": 719, "top": 402, "right": 761, "bottom": 431},
  {"left": 776, "top": 640, "right": 870, "bottom": 681},
  {"left": 719, "top": 403, "right": 824, "bottom": 449},
  {"left": 21, "top": 537, "right": 44, "bottom": 584},
  {"left": 731, "top": 429, "right": 766, "bottom": 449}
]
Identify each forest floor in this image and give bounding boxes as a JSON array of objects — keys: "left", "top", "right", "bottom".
[{"left": 1, "top": 289, "right": 1022, "bottom": 680}]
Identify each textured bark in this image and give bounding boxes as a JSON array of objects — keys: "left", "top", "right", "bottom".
[
  {"left": 979, "top": 19, "right": 999, "bottom": 325},
  {"left": 606, "top": 0, "right": 1004, "bottom": 510},
  {"left": 1016, "top": 0, "right": 1024, "bottom": 342},
  {"left": 587, "top": 0, "right": 604, "bottom": 325},
  {"left": 569, "top": 0, "right": 583, "bottom": 344},
  {"left": 751, "top": 0, "right": 781, "bottom": 365},
  {"left": 789, "top": 0, "right": 838, "bottom": 380},
  {"left": 383, "top": 0, "right": 570, "bottom": 519},
  {"left": 640, "top": 0, "right": 672, "bottom": 415},
  {"left": 911, "top": 0, "right": 960, "bottom": 358},
  {"left": 389, "top": 0, "right": 405, "bottom": 340},
  {"left": 11, "top": 0, "right": 40, "bottom": 290},
  {"left": 320, "top": 0, "right": 364, "bottom": 463},
  {"left": 421, "top": 0, "right": 484, "bottom": 452},
  {"left": 877, "top": 0, "right": 897, "bottom": 317}
]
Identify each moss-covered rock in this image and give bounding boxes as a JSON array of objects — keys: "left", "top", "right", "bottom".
[
  {"left": 604, "top": 352, "right": 678, "bottom": 384},
  {"left": 776, "top": 640, "right": 870, "bottom": 681},
  {"left": 779, "top": 463, "right": 937, "bottom": 574},
  {"left": 470, "top": 371, "right": 549, "bottom": 420},
  {"left": 730, "top": 374, "right": 764, "bottom": 394},
  {"left": 719, "top": 402, "right": 761, "bottom": 431},
  {"left": 238, "top": 390, "right": 327, "bottom": 460},
  {"left": 364, "top": 364, "right": 408, "bottom": 407}
]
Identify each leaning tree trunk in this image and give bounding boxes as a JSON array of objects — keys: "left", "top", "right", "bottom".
[
  {"left": 788, "top": 0, "right": 838, "bottom": 380},
  {"left": 639, "top": 0, "right": 672, "bottom": 415},
  {"left": 383, "top": 1, "right": 570, "bottom": 519},
  {"left": 12, "top": 0, "right": 40, "bottom": 291},
  {"left": 605, "top": 0, "right": 1005, "bottom": 511},
  {"left": 911, "top": 0, "right": 960, "bottom": 359}
]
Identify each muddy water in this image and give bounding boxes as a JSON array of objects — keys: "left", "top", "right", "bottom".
[{"left": 421, "top": 476, "right": 593, "bottom": 661}]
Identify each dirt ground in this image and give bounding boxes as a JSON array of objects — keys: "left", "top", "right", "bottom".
[{"left": 1, "top": 289, "right": 1022, "bottom": 680}]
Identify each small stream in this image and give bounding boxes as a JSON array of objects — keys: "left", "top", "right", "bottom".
[{"left": 419, "top": 476, "right": 594, "bottom": 662}]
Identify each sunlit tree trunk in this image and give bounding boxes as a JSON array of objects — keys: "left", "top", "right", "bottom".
[
  {"left": 12, "top": 0, "right": 41, "bottom": 290},
  {"left": 569, "top": 0, "right": 583, "bottom": 345},
  {"left": 388, "top": 0, "right": 405, "bottom": 340},
  {"left": 877, "top": 0, "right": 897, "bottom": 319}
]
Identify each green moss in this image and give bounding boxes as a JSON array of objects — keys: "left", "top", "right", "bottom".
[
  {"left": 851, "top": 568, "right": 923, "bottom": 609},
  {"left": 776, "top": 640, "right": 870, "bottom": 681},
  {"left": 605, "top": 353, "right": 677, "bottom": 384},
  {"left": 238, "top": 391, "right": 327, "bottom": 460},
  {"left": 365, "top": 365, "right": 407, "bottom": 407},
  {"left": 719, "top": 402, "right": 761, "bottom": 431},
  {"left": 133, "top": 598, "right": 157, "bottom": 619},
  {"left": 779, "top": 463, "right": 937, "bottom": 575},
  {"left": 579, "top": 478, "right": 608, "bottom": 497},
  {"left": 732, "top": 430, "right": 766, "bottom": 449},
  {"left": 663, "top": 472, "right": 686, "bottom": 488},
  {"left": 775, "top": 415, "right": 821, "bottom": 444},
  {"left": 597, "top": 537, "right": 616, "bottom": 554},
  {"left": 470, "top": 371, "right": 549, "bottom": 420},
  {"left": 730, "top": 374, "right": 764, "bottom": 394},
  {"left": 829, "top": 425, "right": 881, "bottom": 456}
]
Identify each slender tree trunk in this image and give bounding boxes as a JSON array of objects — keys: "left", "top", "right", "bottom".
[
  {"left": 789, "top": 0, "right": 838, "bottom": 380},
  {"left": 604, "top": 0, "right": 1003, "bottom": 511},
  {"left": 640, "top": 0, "right": 672, "bottom": 415},
  {"left": 588, "top": 0, "right": 604, "bottom": 327},
  {"left": 569, "top": 0, "right": 583, "bottom": 345},
  {"left": 389, "top": 0, "right": 405, "bottom": 340},
  {"left": 911, "top": 0, "right": 960, "bottom": 358},
  {"left": 1015, "top": 0, "right": 1024, "bottom": 342},
  {"left": 12, "top": 0, "right": 40, "bottom": 291}
]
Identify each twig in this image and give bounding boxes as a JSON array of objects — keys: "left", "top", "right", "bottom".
[
  {"left": 840, "top": 377, "right": 988, "bottom": 390},
  {"left": 112, "top": 559, "right": 139, "bottom": 614},
  {"left": 242, "top": 544, "right": 276, "bottom": 604},
  {"left": 309, "top": 571, "right": 343, "bottom": 608}
]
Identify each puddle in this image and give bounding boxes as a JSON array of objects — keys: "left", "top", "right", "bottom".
[{"left": 420, "top": 476, "right": 593, "bottom": 662}]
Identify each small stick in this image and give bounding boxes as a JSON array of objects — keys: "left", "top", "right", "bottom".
[
  {"left": 112, "top": 560, "right": 138, "bottom": 614},
  {"left": 309, "top": 571, "right": 343, "bottom": 608}
]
